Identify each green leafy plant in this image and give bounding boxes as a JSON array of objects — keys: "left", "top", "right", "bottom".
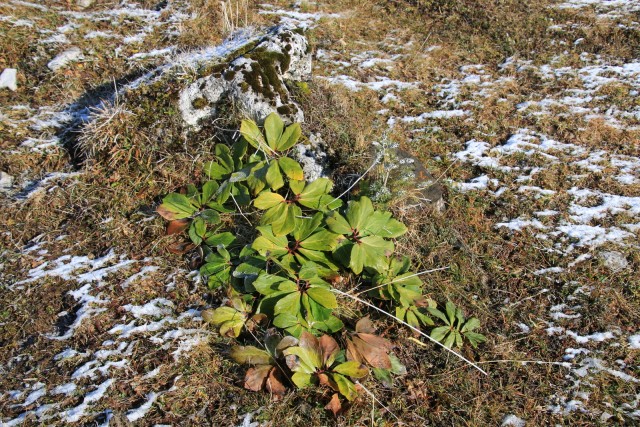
[
  {"left": 284, "top": 332, "right": 368, "bottom": 402},
  {"left": 327, "top": 196, "right": 406, "bottom": 274},
  {"left": 428, "top": 301, "right": 487, "bottom": 348},
  {"left": 157, "top": 113, "right": 486, "bottom": 413}
]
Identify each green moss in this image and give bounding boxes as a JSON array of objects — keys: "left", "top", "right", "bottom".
[
  {"left": 192, "top": 97, "right": 209, "bottom": 109},
  {"left": 277, "top": 104, "right": 293, "bottom": 116},
  {"left": 223, "top": 70, "right": 236, "bottom": 81}
]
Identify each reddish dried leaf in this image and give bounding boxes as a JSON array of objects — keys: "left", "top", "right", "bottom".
[
  {"left": 355, "top": 316, "right": 376, "bottom": 334},
  {"left": 299, "top": 331, "right": 320, "bottom": 356},
  {"left": 265, "top": 368, "right": 287, "bottom": 397},
  {"left": 345, "top": 339, "right": 363, "bottom": 364},
  {"left": 244, "top": 365, "right": 271, "bottom": 392},
  {"left": 317, "top": 373, "right": 338, "bottom": 392},
  {"left": 166, "top": 219, "right": 190, "bottom": 235},
  {"left": 319, "top": 334, "right": 339, "bottom": 366},
  {"left": 324, "top": 393, "right": 343, "bottom": 416},
  {"left": 347, "top": 334, "right": 392, "bottom": 369},
  {"left": 167, "top": 241, "right": 195, "bottom": 254}
]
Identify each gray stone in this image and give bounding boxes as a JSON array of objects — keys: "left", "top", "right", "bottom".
[
  {"left": 0, "top": 171, "right": 14, "bottom": 191},
  {"left": 76, "top": 0, "right": 94, "bottom": 8},
  {"left": 47, "top": 47, "right": 83, "bottom": 71},
  {"left": 179, "top": 26, "right": 311, "bottom": 128},
  {"left": 0, "top": 68, "right": 17, "bottom": 91},
  {"left": 294, "top": 133, "right": 328, "bottom": 181},
  {"left": 599, "top": 251, "right": 628, "bottom": 272}
]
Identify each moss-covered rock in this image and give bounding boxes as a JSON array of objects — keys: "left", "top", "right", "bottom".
[{"left": 178, "top": 26, "right": 311, "bottom": 128}]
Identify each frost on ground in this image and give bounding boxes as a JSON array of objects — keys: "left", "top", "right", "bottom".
[
  {"left": 0, "top": 245, "right": 208, "bottom": 425},
  {"left": 1, "top": 0, "right": 639, "bottom": 425},
  {"left": 303, "top": 0, "right": 640, "bottom": 422}
]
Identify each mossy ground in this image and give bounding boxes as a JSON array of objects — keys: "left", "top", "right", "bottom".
[{"left": 1, "top": 0, "right": 639, "bottom": 426}]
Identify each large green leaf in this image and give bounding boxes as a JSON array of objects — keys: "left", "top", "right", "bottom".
[
  {"left": 362, "top": 211, "right": 407, "bottom": 238},
  {"left": 240, "top": 119, "right": 272, "bottom": 154},
  {"left": 332, "top": 361, "right": 367, "bottom": 378},
  {"left": 300, "top": 229, "right": 340, "bottom": 251},
  {"left": 331, "top": 373, "right": 358, "bottom": 401},
  {"left": 277, "top": 122, "right": 301, "bottom": 151},
  {"left": 264, "top": 112, "right": 284, "bottom": 150},
  {"left": 325, "top": 212, "right": 352, "bottom": 235},
  {"left": 293, "top": 212, "right": 323, "bottom": 242},
  {"left": 158, "top": 193, "right": 197, "bottom": 220},
  {"left": 274, "top": 291, "right": 301, "bottom": 316},
  {"left": 231, "top": 346, "right": 273, "bottom": 365},
  {"left": 346, "top": 196, "right": 374, "bottom": 232},
  {"left": 252, "top": 274, "right": 292, "bottom": 295},
  {"left": 278, "top": 157, "right": 304, "bottom": 181},
  {"left": 265, "top": 160, "right": 284, "bottom": 190},
  {"left": 307, "top": 287, "right": 337, "bottom": 309},
  {"left": 254, "top": 192, "right": 284, "bottom": 209}
]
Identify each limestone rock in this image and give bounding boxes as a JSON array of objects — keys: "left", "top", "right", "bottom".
[
  {"left": 294, "top": 133, "right": 329, "bottom": 181},
  {"left": 0, "top": 68, "right": 17, "bottom": 91},
  {"left": 76, "top": 0, "right": 94, "bottom": 8},
  {"left": 179, "top": 26, "right": 311, "bottom": 128},
  {"left": 0, "top": 171, "right": 14, "bottom": 192},
  {"left": 48, "top": 47, "right": 83, "bottom": 71}
]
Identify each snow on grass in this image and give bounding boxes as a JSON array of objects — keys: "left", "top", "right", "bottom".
[
  {"left": 126, "top": 391, "right": 159, "bottom": 422},
  {"left": 64, "top": 379, "right": 114, "bottom": 423},
  {"left": 259, "top": 4, "right": 341, "bottom": 29}
]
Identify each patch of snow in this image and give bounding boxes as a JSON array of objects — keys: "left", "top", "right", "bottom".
[
  {"left": 47, "top": 47, "right": 83, "bottom": 71},
  {"left": 64, "top": 379, "right": 113, "bottom": 423},
  {"left": 51, "top": 383, "right": 77, "bottom": 396},
  {"left": 124, "top": 298, "right": 175, "bottom": 318},
  {"left": 126, "top": 391, "right": 159, "bottom": 422},
  {"left": 0, "top": 68, "right": 18, "bottom": 91},
  {"left": 501, "top": 414, "right": 526, "bottom": 427}
]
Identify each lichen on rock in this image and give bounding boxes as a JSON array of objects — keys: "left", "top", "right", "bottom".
[{"left": 179, "top": 26, "right": 311, "bottom": 129}]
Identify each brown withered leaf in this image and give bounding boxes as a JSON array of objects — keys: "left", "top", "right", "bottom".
[
  {"left": 325, "top": 393, "right": 343, "bottom": 416},
  {"left": 346, "top": 317, "right": 394, "bottom": 369},
  {"left": 166, "top": 219, "right": 189, "bottom": 235},
  {"left": 265, "top": 367, "right": 286, "bottom": 397},
  {"left": 246, "top": 313, "right": 267, "bottom": 331},
  {"left": 244, "top": 365, "right": 271, "bottom": 392},
  {"left": 319, "top": 334, "right": 339, "bottom": 366},
  {"left": 355, "top": 316, "right": 376, "bottom": 334},
  {"left": 167, "top": 241, "right": 195, "bottom": 254},
  {"left": 317, "top": 373, "right": 338, "bottom": 391}
]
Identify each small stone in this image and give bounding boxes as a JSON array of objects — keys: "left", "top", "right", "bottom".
[
  {"left": 0, "top": 171, "right": 14, "bottom": 191},
  {"left": 599, "top": 251, "right": 628, "bottom": 272},
  {"left": 76, "top": 0, "right": 94, "bottom": 7},
  {"left": 0, "top": 68, "right": 17, "bottom": 91},
  {"left": 47, "top": 47, "right": 83, "bottom": 71}
]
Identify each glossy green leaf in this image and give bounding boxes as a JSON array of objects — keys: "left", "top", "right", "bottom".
[
  {"left": 333, "top": 361, "right": 367, "bottom": 378},
  {"left": 278, "top": 157, "right": 304, "bottom": 181},
  {"left": 240, "top": 119, "right": 272, "bottom": 154},
  {"left": 265, "top": 160, "right": 284, "bottom": 190},
  {"left": 159, "top": 193, "right": 197, "bottom": 219},
  {"left": 230, "top": 345, "right": 273, "bottom": 365},
  {"left": 254, "top": 192, "right": 285, "bottom": 209},
  {"left": 300, "top": 229, "right": 340, "bottom": 251},
  {"left": 264, "top": 113, "right": 284, "bottom": 150},
  {"left": 307, "top": 287, "right": 337, "bottom": 309},
  {"left": 325, "top": 212, "right": 352, "bottom": 235},
  {"left": 277, "top": 122, "right": 301, "bottom": 151}
]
